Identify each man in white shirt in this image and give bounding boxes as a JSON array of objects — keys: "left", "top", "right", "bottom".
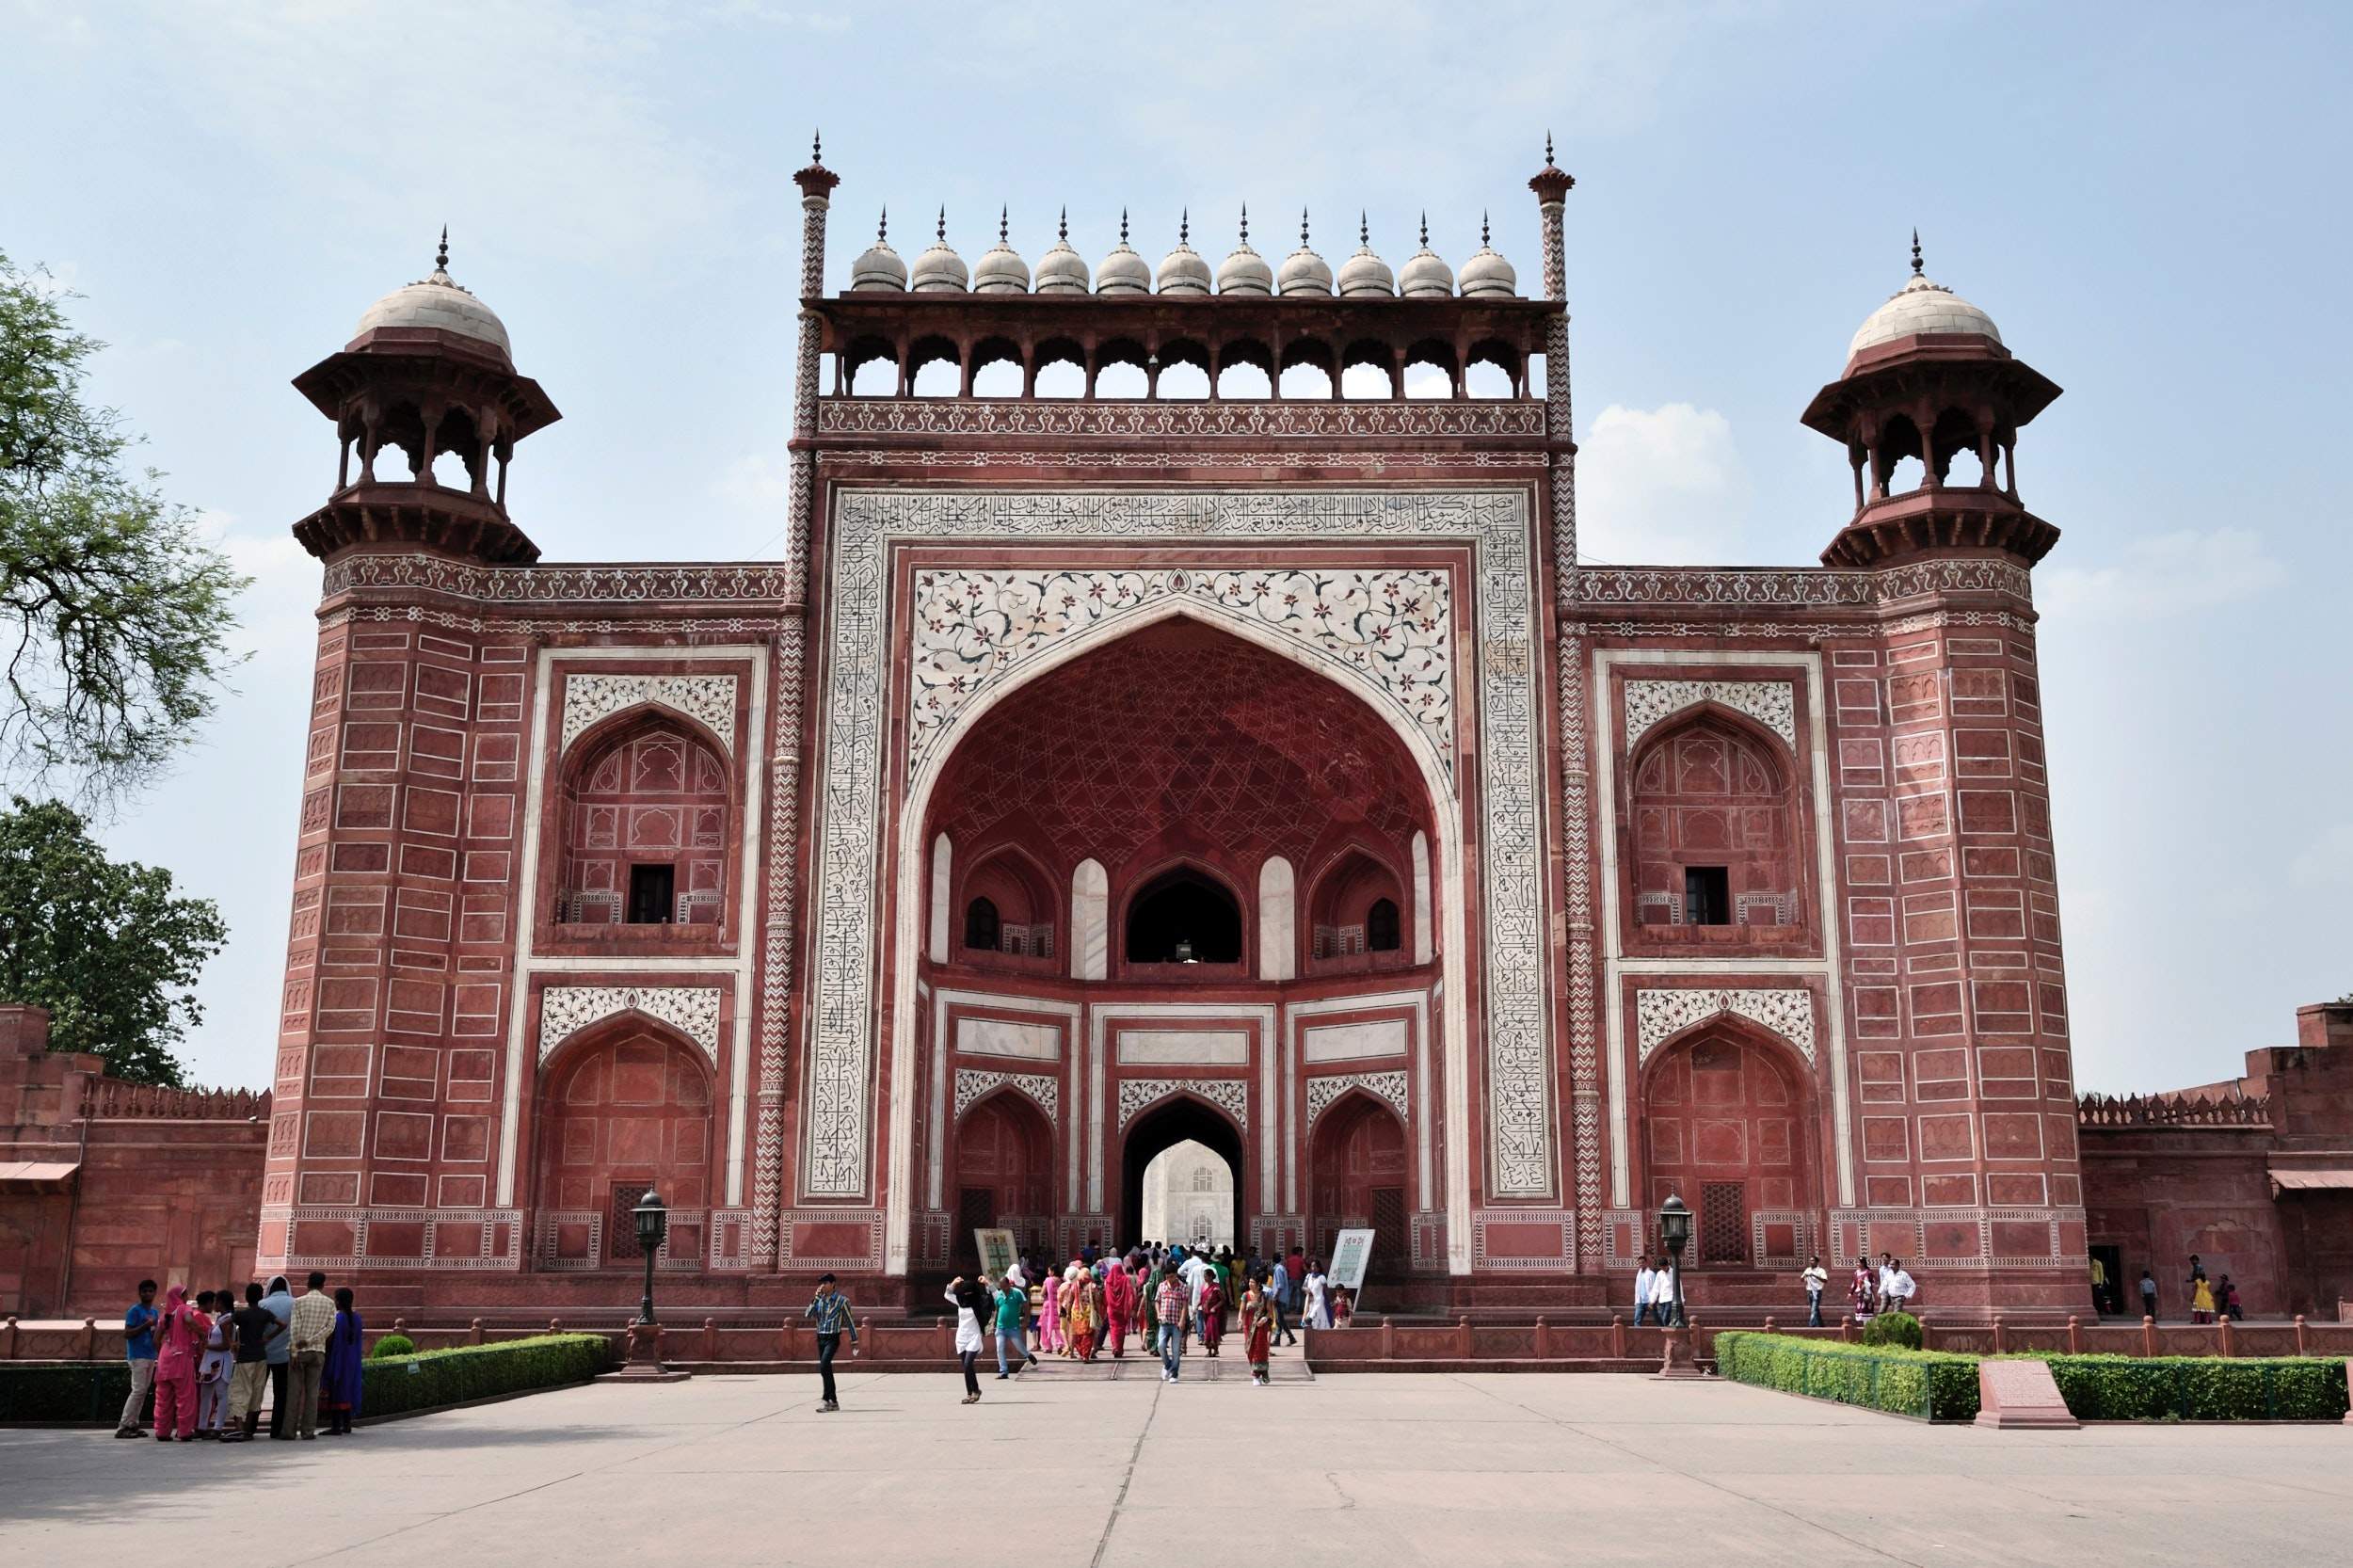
[
  {"left": 1877, "top": 1253, "right": 1898, "bottom": 1310},
  {"left": 1801, "top": 1255, "right": 1831, "bottom": 1328},
  {"left": 1633, "top": 1257, "right": 1657, "bottom": 1326},
  {"left": 1885, "top": 1258, "right": 1917, "bottom": 1313}
]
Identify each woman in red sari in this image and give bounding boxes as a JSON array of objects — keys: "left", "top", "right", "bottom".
[
  {"left": 1242, "top": 1282, "right": 1274, "bottom": 1385},
  {"left": 1196, "top": 1272, "right": 1226, "bottom": 1357},
  {"left": 1102, "top": 1260, "right": 1136, "bottom": 1359}
]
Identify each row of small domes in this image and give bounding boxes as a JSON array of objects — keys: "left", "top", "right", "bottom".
[{"left": 851, "top": 208, "right": 1518, "bottom": 298}]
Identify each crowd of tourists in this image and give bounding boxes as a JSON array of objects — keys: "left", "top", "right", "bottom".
[
  {"left": 805, "top": 1240, "right": 1353, "bottom": 1411},
  {"left": 115, "top": 1272, "right": 365, "bottom": 1443}
]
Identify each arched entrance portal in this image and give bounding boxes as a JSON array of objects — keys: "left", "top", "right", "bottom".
[
  {"left": 534, "top": 1023, "right": 713, "bottom": 1268},
  {"left": 1120, "top": 1096, "right": 1245, "bottom": 1253},
  {"left": 1641, "top": 1028, "right": 1821, "bottom": 1270},
  {"left": 1308, "top": 1092, "right": 1409, "bottom": 1277},
  {"left": 951, "top": 1090, "right": 1053, "bottom": 1262}
]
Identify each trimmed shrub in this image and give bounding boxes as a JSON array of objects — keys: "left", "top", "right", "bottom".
[
  {"left": 2017, "top": 1353, "right": 2349, "bottom": 1422},
  {"left": 1715, "top": 1332, "right": 1980, "bottom": 1421},
  {"left": 369, "top": 1334, "right": 417, "bottom": 1359},
  {"left": 360, "top": 1333, "right": 614, "bottom": 1418},
  {"left": 0, "top": 1362, "right": 136, "bottom": 1425},
  {"left": 1858, "top": 1311, "right": 1923, "bottom": 1351}
]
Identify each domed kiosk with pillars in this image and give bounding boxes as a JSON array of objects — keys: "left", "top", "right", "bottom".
[{"left": 254, "top": 137, "right": 2103, "bottom": 1326}]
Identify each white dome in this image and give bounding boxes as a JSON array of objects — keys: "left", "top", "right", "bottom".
[
  {"left": 1097, "top": 211, "right": 1151, "bottom": 296},
  {"left": 972, "top": 209, "right": 1030, "bottom": 294},
  {"left": 352, "top": 232, "right": 510, "bottom": 359},
  {"left": 1158, "top": 213, "right": 1212, "bottom": 296},
  {"left": 1033, "top": 210, "right": 1090, "bottom": 295},
  {"left": 1455, "top": 215, "right": 1516, "bottom": 297},
  {"left": 849, "top": 211, "right": 907, "bottom": 292},
  {"left": 1216, "top": 208, "right": 1273, "bottom": 296},
  {"left": 909, "top": 209, "right": 968, "bottom": 294},
  {"left": 1276, "top": 211, "right": 1333, "bottom": 296},
  {"left": 1398, "top": 215, "right": 1451, "bottom": 298},
  {"left": 1336, "top": 216, "right": 1395, "bottom": 297},
  {"left": 1848, "top": 266, "right": 2003, "bottom": 361}
]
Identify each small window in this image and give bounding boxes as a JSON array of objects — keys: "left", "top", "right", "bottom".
[
  {"left": 1366, "top": 898, "right": 1401, "bottom": 952},
  {"left": 1683, "top": 866, "right": 1730, "bottom": 927},
  {"left": 964, "top": 897, "right": 1000, "bottom": 952},
  {"left": 627, "top": 864, "right": 676, "bottom": 925}
]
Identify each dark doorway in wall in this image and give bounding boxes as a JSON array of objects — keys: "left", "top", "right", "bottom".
[
  {"left": 1125, "top": 867, "right": 1243, "bottom": 964},
  {"left": 628, "top": 863, "right": 676, "bottom": 925},
  {"left": 1684, "top": 866, "right": 1730, "bottom": 927}
]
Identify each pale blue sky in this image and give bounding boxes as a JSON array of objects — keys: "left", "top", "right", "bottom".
[{"left": 5, "top": 2, "right": 2345, "bottom": 1094}]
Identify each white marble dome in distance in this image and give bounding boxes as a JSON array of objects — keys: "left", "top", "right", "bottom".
[
  {"left": 1336, "top": 216, "right": 1395, "bottom": 297},
  {"left": 352, "top": 232, "right": 511, "bottom": 359},
  {"left": 1276, "top": 211, "right": 1333, "bottom": 297},
  {"left": 1216, "top": 207, "right": 1273, "bottom": 296},
  {"left": 1398, "top": 215, "right": 1451, "bottom": 298},
  {"left": 1848, "top": 269, "right": 2003, "bottom": 361},
  {"left": 909, "top": 209, "right": 969, "bottom": 294},
  {"left": 1157, "top": 212, "right": 1212, "bottom": 296},
  {"left": 1096, "top": 211, "right": 1151, "bottom": 296},
  {"left": 849, "top": 211, "right": 908, "bottom": 292},
  {"left": 1033, "top": 210, "right": 1090, "bottom": 295},
  {"left": 971, "top": 209, "right": 1031, "bottom": 294},
  {"left": 1455, "top": 216, "right": 1516, "bottom": 297}
]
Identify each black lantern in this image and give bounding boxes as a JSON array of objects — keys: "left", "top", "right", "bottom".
[
  {"left": 632, "top": 1189, "right": 668, "bottom": 1325},
  {"left": 1657, "top": 1193, "right": 1691, "bottom": 1330}
]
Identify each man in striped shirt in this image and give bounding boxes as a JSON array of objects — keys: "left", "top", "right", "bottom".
[
  {"left": 803, "top": 1273, "right": 859, "bottom": 1412},
  {"left": 284, "top": 1272, "right": 336, "bottom": 1440}
]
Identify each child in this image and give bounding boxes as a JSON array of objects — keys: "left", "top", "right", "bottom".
[{"left": 1331, "top": 1286, "right": 1354, "bottom": 1327}]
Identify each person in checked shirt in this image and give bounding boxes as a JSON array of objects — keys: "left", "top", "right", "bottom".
[
  {"left": 803, "top": 1272, "right": 859, "bottom": 1413},
  {"left": 284, "top": 1272, "right": 337, "bottom": 1440}
]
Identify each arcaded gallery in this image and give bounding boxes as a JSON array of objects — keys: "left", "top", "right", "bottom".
[{"left": 18, "top": 142, "right": 2340, "bottom": 1332}]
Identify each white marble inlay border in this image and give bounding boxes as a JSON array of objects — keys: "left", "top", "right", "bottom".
[
  {"left": 952, "top": 1068, "right": 1060, "bottom": 1126},
  {"left": 1305, "top": 1069, "right": 1409, "bottom": 1129},
  {"left": 1633, "top": 988, "right": 1817, "bottom": 1065},
  {"left": 537, "top": 984, "right": 725, "bottom": 1067},
  {"left": 1117, "top": 1077, "right": 1251, "bottom": 1131}
]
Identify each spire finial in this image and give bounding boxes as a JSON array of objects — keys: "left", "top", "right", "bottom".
[
  {"left": 999, "top": 206, "right": 1009, "bottom": 245},
  {"left": 1419, "top": 211, "right": 1429, "bottom": 248},
  {"left": 1120, "top": 207, "right": 1129, "bottom": 245},
  {"left": 1240, "top": 203, "right": 1249, "bottom": 245},
  {"left": 1180, "top": 207, "right": 1191, "bottom": 246},
  {"left": 812, "top": 129, "right": 822, "bottom": 165},
  {"left": 878, "top": 207, "right": 888, "bottom": 244},
  {"left": 1359, "top": 211, "right": 1369, "bottom": 248},
  {"left": 1301, "top": 207, "right": 1310, "bottom": 248},
  {"left": 936, "top": 206, "right": 947, "bottom": 244},
  {"left": 1545, "top": 129, "right": 1556, "bottom": 167},
  {"left": 1058, "top": 205, "right": 1068, "bottom": 243},
  {"left": 1910, "top": 228, "right": 1923, "bottom": 277},
  {"left": 1481, "top": 210, "right": 1491, "bottom": 248},
  {"left": 436, "top": 224, "right": 449, "bottom": 273}
]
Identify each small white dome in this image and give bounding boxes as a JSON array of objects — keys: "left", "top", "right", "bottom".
[
  {"left": 352, "top": 231, "right": 511, "bottom": 359},
  {"left": 909, "top": 209, "right": 969, "bottom": 294},
  {"left": 1848, "top": 249, "right": 2003, "bottom": 361},
  {"left": 972, "top": 209, "right": 1030, "bottom": 294},
  {"left": 1455, "top": 215, "right": 1516, "bottom": 297},
  {"left": 1336, "top": 216, "right": 1395, "bottom": 297},
  {"left": 1217, "top": 207, "right": 1273, "bottom": 296},
  {"left": 1276, "top": 211, "right": 1333, "bottom": 297},
  {"left": 1398, "top": 214, "right": 1452, "bottom": 298},
  {"left": 1033, "top": 210, "right": 1090, "bottom": 295},
  {"left": 849, "top": 210, "right": 908, "bottom": 292},
  {"left": 1158, "top": 213, "right": 1212, "bottom": 296},
  {"left": 1097, "top": 211, "right": 1151, "bottom": 296}
]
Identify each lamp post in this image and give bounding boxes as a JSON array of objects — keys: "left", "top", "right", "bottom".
[
  {"left": 632, "top": 1189, "right": 668, "bottom": 1326},
  {"left": 1657, "top": 1193, "right": 1690, "bottom": 1330}
]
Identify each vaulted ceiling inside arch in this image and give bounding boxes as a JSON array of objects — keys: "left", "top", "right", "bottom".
[{"left": 929, "top": 620, "right": 1427, "bottom": 871}]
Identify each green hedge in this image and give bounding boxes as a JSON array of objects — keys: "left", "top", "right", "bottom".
[
  {"left": 1, "top": 1334, "right": 615, "bottom": 1426},
  {"left": 1715, "top": 1332, "right": 1982, "bottom": 1421},
  {"left": 2020, "top": 1353, "right": 2348, "bottom": 1422},
  {"left": 360, "top": 1334, "right": 615, "bottom": 1417},
  {"left": 1717, "top": 1333, "right": 2353, "bottom": 1423}
]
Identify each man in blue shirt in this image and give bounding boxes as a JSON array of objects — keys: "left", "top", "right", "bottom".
[
  {"left": 113, "top": 1279, "right": 160, "bottom": 1437},
  {"left": 258, "top": 1275, "right": 296, "bottom": 1439}
]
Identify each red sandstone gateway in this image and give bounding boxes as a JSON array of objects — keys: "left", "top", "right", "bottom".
[{"left": 12, "top": 143, "right": 2338, "bottom": 1331}]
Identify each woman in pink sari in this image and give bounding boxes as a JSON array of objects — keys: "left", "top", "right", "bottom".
[
  {"left": 1037, "top": 1271, "right": 1064, "bottom": 1354},
  {"left": 1101, "top": 1260, "right": 1136, "bottom": 1359},
  {"left": 151, "top": 1285, "right": 209, "bottom": 1442}
]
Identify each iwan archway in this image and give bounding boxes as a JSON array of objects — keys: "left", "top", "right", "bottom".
[{"left": 890, "top": 603, "right": 1464, "bottom": 1270}]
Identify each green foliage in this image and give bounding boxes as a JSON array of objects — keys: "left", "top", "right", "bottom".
[
  {"left": 0, "top": 1360, "right": 136, "bottom": 1424},
  {"left": 0, "top": 795, "right": 228, "bottom": 1083},
  {"left": 359, "top": 1333, "right": 615, "bottom": 1417},
  {"left": 1715, "top": 1332, "right": 1982, "bottom": 1421},
  {"left": 1858, "top": 1310, "right": 1923, "bottom": 1350},
  {"left": 2018, "top": 1352, "right": 2349, "bottom": 1422},
  {"left": 369, "top": 1333, "right": 417, "bottom": 1359},
  {"left": 0, "top": 250, "right": 249, "bottom": 808}
]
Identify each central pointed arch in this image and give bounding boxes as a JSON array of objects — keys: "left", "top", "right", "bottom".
[{"left": 883, "top": 597, "right": 1472, "bottom": 1273}]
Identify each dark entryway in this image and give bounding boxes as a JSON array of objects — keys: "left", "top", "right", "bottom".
[
  {"left": 628, "top": 862, "right": 676, "bottom": 924},
  {"left": 1125, "top": 867, "right": 1243, "bottom": 964},
  {"left": 1119, "top": 1095, "right": 1245, "bottom": 1251}
]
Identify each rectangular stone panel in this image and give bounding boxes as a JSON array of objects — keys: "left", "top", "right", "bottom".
[
  {"left": 1117, "top": 1029, "right": 1251, "bottom": 1065},
  {"left": 954, "top": 1016, "right": 1061, "bottom": 1062},
  {"left": 1302, "top": 1019, "right": 1409, "bottom": 1063}
]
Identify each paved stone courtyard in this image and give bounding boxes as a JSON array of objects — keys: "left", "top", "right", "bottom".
[{"left": 5, "top": 1372, "right": 2348, "bottom": 1565}]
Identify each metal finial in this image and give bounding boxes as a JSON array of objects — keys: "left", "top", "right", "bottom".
[
  {"left": 1240, "top": 203, "right": 1249, "bottom": 244},
  {"left": 811, "top": 130, "right": 822, "bottom": 164},
  {"left": 436, "top": 225, "right": 449, "bottom": 272},
  {"left": 1419, "top": 211, "right": 1429, "bottom": 248},
  {"left": 1911, "top": 228, "right": 1923, "bottom": 276},
  {"left": 1301, "top": 207, "right": 1310, "bottom": 248},
  {"left": 1059, "top": 206, "right": 1068, "bottom": 243},
  {"left": 937, "top": 206, "right": 947, "bottom": 243},
  {"left": 878, "top": 207, "right": 888, "bottom": 244},
  {"left": 1545, "top": 130, "right": 1555, "bottom": 167},
  {"left": 1481, "top": 210, "right": 1491, "bottom": 248},
  {"left": 1359, "top": 211, "right": 1369, "bottom": 248},
  {"left": 1180, "top": 207, "right": 1190, "bottom": 246},
  {"left": 1121, "top": 207, "right": 1129, "bottom": 245},
  {"left": 999, "top": 206, "right": 1009, "bottom": 245}
]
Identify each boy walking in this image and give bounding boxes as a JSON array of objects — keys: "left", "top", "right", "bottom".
[{"left": 803, "top": 1272, "right": 858, "bottom": 1412}]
